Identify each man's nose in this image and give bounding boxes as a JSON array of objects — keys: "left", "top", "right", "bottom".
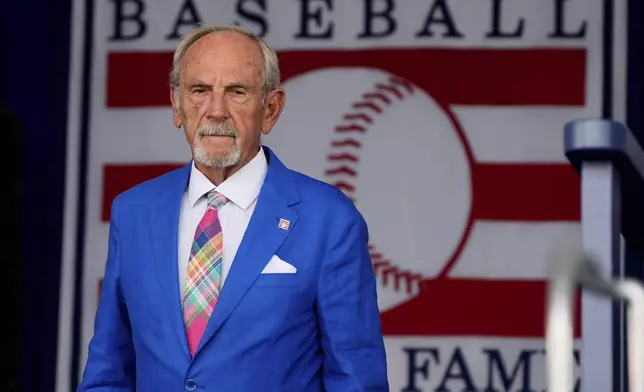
[{"left": 205, "top": 92, "right": 228, "bottom": 121}]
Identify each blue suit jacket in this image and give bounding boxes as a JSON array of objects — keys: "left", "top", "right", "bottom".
[{"left": 78, "top": 147, "right": 389, "bottom": 392}]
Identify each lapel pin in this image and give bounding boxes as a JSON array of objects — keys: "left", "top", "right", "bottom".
[{"left": 278, "top": 218, "right": 290, "bottom": 230}]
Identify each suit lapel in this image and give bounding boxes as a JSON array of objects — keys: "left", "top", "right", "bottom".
[
  {"left": 195, "top": 148, "right": 300, "bottom": 354},
  {"left": 149, "top": 164, "right": 191, "bottom": 359}
]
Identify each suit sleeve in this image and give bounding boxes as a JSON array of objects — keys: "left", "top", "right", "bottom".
[
  {"left": 316, "top": 205, "right": 389, "bottom": 392},
  {"left": 77, "top": 198, "right": 136, "bottom": 391}
]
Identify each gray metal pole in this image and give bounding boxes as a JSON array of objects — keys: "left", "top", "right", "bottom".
[
  {"left": 563, "top": 118, "right": 644, "bottom": 392},
  {"left": 580, "top": 161, "right": 623, "bottom": 392}
]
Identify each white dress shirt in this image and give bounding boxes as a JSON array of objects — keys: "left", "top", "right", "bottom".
[{"left": 177, "top": 147, "right": 268, "bottom": 300}]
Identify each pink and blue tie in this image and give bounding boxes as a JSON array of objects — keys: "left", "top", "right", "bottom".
[{"left": 183, "top": 190, "right": 228, "bottom": 355}]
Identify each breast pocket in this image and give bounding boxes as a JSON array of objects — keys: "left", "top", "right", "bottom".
[{"left": 253, "top": 273, "right": 302, "bottom": 287}]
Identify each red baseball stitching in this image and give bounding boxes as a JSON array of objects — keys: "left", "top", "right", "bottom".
[{"left": 324, "top": 75, "right": 423, "bottom": 296}]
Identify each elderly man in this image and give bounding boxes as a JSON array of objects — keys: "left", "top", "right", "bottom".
[{"left": 77, "top": 24, "right": 388, "bottom": 392}]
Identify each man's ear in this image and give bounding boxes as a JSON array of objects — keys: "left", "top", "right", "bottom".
[
  {"left": 170, "top": 87, "right": 182, "bottom": 128},
  {"left": 260, "top": 88, "right": 286, "bottom": 135}
]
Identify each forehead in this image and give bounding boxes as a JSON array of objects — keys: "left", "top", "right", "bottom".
[{"left": 180, "top": 31, "right": 263, "bottom": 84}]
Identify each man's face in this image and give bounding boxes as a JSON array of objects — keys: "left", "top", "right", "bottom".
[{"left": 170, "top": 31, "right": 272, "bottom": 169}]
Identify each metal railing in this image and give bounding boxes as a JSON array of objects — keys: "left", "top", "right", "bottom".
[{"left": 546, "top": 248, "right": 644, "bottom": 392}]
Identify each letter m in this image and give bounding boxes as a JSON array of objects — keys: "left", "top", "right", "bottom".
[{"left": 483, "top": 349, "right": 537, "bottom": 392}]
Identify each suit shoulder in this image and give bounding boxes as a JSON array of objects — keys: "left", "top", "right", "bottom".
[
  {"left": 290, "top": 170, "right": 363, "bottom": 220},
  {"left": 112, "top": 165, "right": 188, "bottom": 208}
]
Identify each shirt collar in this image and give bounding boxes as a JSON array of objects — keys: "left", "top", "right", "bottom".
[{"left": 187, "top": 146, "right": 268, "bottom": 210}]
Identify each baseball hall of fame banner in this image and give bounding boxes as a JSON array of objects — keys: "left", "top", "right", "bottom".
[{"left": 56, "top": 1, "right": 627, "bottom": 391}]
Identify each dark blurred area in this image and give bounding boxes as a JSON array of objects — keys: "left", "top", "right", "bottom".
[
  {"left": 2, "top": 0, "right": 71, "bottom": 389},
  {"left": 0, "top": 106, "right": 20, "bottom": 392}
]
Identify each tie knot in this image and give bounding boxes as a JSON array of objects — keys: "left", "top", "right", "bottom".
[{"left": 207, "top": 190, "right": 228, "bottom": 210}]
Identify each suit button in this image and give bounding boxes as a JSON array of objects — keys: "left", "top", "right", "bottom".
[{"left": 184, "top": 379, "right": 197, "bottom": 391}]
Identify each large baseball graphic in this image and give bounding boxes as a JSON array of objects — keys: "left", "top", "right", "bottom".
[{"left": 265, "top": 67, "right": 473, "bottom": 312}]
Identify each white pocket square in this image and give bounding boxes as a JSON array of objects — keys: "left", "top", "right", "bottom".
[{"left": 261, "top": 255, "right": 297, "bottom": 274}]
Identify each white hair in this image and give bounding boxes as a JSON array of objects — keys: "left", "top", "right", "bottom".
[{"left": 169, "top": 24, "right": 280, "bottom": 104}]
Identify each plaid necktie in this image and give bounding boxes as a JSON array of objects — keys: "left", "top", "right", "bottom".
[{"left": 183, "top": 190, "right": 228, "bottom": 355}]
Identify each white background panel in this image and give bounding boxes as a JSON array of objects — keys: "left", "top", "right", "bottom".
[
  {"left": 455, "top": 107, "right": 597, "bottom": 163},
  {"left": 101, "top": 0, "right": 599, "bottom": 51},
  {"left": 449, "top": 221, "right": 581, "bottom": 279},
  {"left": 384, "top": 337, "right": 581, "bottom": 392}
]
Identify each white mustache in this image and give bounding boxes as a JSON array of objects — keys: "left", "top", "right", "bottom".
[{"left": 197, "top": 123, "right": 238, "bottom": 138}]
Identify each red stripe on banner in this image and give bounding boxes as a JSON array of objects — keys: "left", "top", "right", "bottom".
[
  {"left": 101, "top": 163, "right": 581, "bottom": 222},
  {"left": 102, "top": 163, "right": 183, "bottom": 221},
  {"left": 472, "top": 163, "right": 581, "bottom": 221},
  {"left": 381, "top": 279, "right": 582, "bottom": 338},
  {"left": 279, "top": 49, "right": 586, "bottom": 106},
  {"left": 106, "top": 49, "right": 585, "bottom": 107},
  {"left": 107, "top": 52, "right": 174, "bottom": 107}
]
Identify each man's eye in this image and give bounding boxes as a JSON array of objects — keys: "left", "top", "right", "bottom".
[
  {"left": 231, "top": 89, "right": 246, "bottom": 95},
  {"left": 191, "top": 88, "right": 206, "bottom": 94}
]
